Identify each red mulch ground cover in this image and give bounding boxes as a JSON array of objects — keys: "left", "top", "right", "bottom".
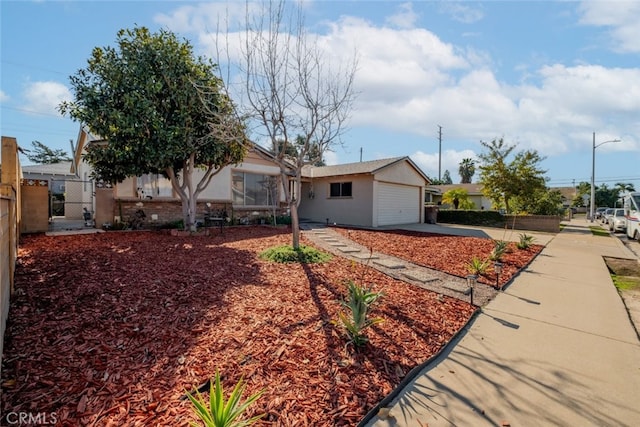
[
  {"left": 1, "top": 227, "right": 476, "bottom": 426},
  {"left": 334, "top": 228, "right": 544, "bottom": 287}
]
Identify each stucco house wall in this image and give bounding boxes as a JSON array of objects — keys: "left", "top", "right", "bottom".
[
  {"left": 300, "top": 175, "right": 374, "bottom": 226},
  {"left": 73, "top": 126, "right": 290, "bottom": 226},
  {"left": 375, "top": 161, "right": 425, "bottom": 187},
  {"left": 299, "top": 157, "right": 429, "bottom": 227}
]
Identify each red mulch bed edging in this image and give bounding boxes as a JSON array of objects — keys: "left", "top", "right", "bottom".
[
  {"left": 334, "top": 228, "right": 544, "bottom": 288},
  {"left": 1, "top": 227, "right": 476, "bottom": 426}
]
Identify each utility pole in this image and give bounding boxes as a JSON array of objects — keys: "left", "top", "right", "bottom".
[
  {"left": 360, "top": 147, "right": 362, "bottom": 162},
  {"left": 438, "top": 125, "right": 442, "bottom": 181}
]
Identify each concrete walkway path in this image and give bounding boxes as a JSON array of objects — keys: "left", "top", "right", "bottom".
[{"left": 363, "top": 218, "right": 640, "bottom": 427}]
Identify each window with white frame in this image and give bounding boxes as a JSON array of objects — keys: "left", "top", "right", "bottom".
[
  {"left": 137, "top": 174, "right": 173, "bottom": 198},
  {"left": 329, "top": 181, "right": 352, "bottom": 198},
  {"left": 232, "top": 171, "right": 278, "bottom": 206}
]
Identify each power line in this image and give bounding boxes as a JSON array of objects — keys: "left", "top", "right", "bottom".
[
  {"left": 548, "top": 176, "right": 640, "bottom": 185},
  {"left": 1, "top": 105, "right": 65, "bottom": 118},
  {"left": 0, "top": 59, "right": 68, "bottom": 76}
]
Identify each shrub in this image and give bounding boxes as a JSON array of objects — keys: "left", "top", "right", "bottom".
[
  {"left": 516, "top": 233, "right": 536, "bottom": 250},
  {"left": 436, "top": 209, "right": 505, "bottom": 227},
  {"left": 259, "top": 245, "right": 331, "bottom": 263},
  {"left": 467, "top": 256, "right": 489, "bottom": 275},
  {"left": 185, "top": 370, "right": 264, "bottom": 427},
  {"left": 336, "top": 280, "right": 384, "bottom": 347},
  {"left": 489, "top": 240, "right": 508, "bottom": 261},
  {"left": 156, "top": 219, "right": 184, "bottom": 230},
  {"left": 273, "top": 215, "right": 292, "bottom": 225}
]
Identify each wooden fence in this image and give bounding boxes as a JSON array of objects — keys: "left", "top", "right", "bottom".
[{"left": 1, "top": 136, "right": 21, "bottom": 375}]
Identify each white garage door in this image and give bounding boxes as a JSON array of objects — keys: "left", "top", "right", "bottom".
[{"left": 376, "top": 183, "right": 420, "bottom": 226}]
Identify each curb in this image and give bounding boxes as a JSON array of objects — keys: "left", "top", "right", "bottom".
[{"left": 357, "top": 306, "right": 482, "bottom": 426}]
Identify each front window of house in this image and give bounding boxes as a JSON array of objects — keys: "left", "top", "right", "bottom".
[
  {"left": 232, "top": 171, "right": 278, "bottom": 206},
  {"left": 329, "top": 182, "right": 352, "bottom": 198},
  {"left": 137, "top": 174, "right": 173, "bottom": 198}
]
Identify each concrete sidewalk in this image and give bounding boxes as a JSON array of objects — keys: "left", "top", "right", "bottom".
[{"left": 365, "top": 218, "right": 640, "bottom": 427}]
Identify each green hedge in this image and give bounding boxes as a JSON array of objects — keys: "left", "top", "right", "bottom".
[{"left": 436, "top": 209, "right": 506, "bottom": 227}]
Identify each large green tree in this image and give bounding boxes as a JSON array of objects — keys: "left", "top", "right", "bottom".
[
  {"left": 595, "top": 183, "right": 620, "bottom": 208},
  {"left": 572, "top": 182, "right": 591, "bottom": 207},
  {"left": 26, "top": 140, "right": 71, "bottom": 164},
  {"left": 512, "top": 188, "right": 564, "bottom": 215},
  {"left": 59, "top": 27, "right": 246, "bottom": 231},
  {"left": 458, "top": 158, "right": 475, "bottom": 183},
  {"left": 274, "top": 135, "right": 326, "bottom": 167},
  {"left": 478, "top": 138, "right": 548, "bottom": 213},
  {"left": 441, "top": 170, "right": 453, "bottom": 185}
]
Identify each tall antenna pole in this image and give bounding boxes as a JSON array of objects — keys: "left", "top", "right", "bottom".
[
  {"left": 438, "top": 125, "right": 443, "bottom": 181},
  {"left": 360, "top": 147, "right": 363, "bottom": 162}
]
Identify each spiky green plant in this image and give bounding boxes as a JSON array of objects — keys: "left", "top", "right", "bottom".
[
  {"left": 516, "top": 233, "right": 535, "bottom": 250},
  {"left": 185, "top": 370, "right": 264, "bottom": 427},
  {"left": 336, "top": 280, "right": 384, "bottom": 347},
  {"left": 467, "top": 256, "right": 489, "bottom": 275},
  {"left": 489, "top": 240, "right": 508, "bottom": 261}
]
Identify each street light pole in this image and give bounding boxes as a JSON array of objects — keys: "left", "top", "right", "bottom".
[
  {"left": 590, "top": 132, "right": 621, "bottom": 222},
  {"left": 590, "top": 132, "right": 596, "bottom": 222}
]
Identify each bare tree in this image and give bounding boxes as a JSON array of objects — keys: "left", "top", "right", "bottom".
[{"left": 227, "top": 0, "right": 357, "bottom": 249}]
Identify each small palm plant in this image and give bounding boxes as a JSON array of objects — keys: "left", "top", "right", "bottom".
[
  {"left": 489, "top": 240, "right": 508, "bottom": 261},
  {"left": 185, "top": 370, "right": 264, "bottom": 427},
  {"left": 337, "top": 280, "right": 384, "bottom": 347},
  {"left": 466, "top": 256, "right": 489, "bottom": 276},
  {"left": 516, "top": 233, "right": 535, "bottom": 250}
]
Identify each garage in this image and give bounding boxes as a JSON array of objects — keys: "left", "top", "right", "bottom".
[
  {"left": 376, "top": 182, "right": 420, "bottom": 226},
  {"left": 299, "top": 156, "right": 428, "bottom": 228}
]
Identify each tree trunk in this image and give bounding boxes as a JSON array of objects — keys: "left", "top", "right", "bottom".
[
  {"left": 188, "top": 194, "right": 198, "bottom": 232},
  {"left": 291, "top": 202, "right": 300, "bottom": 249}
]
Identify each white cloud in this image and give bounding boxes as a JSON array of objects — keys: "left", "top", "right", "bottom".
[
  {"left": 162, "top": 2, "right": 639, "bottom": 163},
  {"left": 439, "top": 2, "right": 484, "bottom": 24},
  {"left": 154, "top": 2, "right": 250, "bottom": 34},
  {"left": 323, "top": 150, "right": 339, "bottom": 166},
  {"left": 0, "top": 90, "right": 9, "bottom": 103},
  {"left": 578, "top": 1, "right": 640, "bottom": 53},
  {"left": 385, "top": 3, "right": 418, "bottom": 29},
  {"left": 22, "top": 81, "right": 71, "bottom": 116},
  {"left": 321, "top": 16, "right": 469, "bottom": 108}
]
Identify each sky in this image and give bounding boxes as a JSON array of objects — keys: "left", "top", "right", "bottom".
[{"left": 1, "top": 0, "right": 639, "bottom": 191}]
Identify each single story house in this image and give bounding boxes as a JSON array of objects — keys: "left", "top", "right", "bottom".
[
  {"left": 72, "top": 126, "right": 292, "bottom": 227},
  {"left": 73, "top": 126, "right": 431, "bottom": 228},
  {"left": 22, "top": 161, "right": 90, "bottom": 219},
  {"left": 427, "top": 183, "right": 492, "bottom": 210},
  {"left": 552, "top": 186, "right": 577, "bottom": 209},
  {"left": 21, "top": 162, "right": 76, "bottom": 195},
  {"left": 299, "top": 157, "right": 430, "bottom": 227}
]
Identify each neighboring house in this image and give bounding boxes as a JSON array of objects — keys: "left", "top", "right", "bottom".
[
  {"left": 551, "top": 186, "right": 577, "bottom": 209},
  {"left": 299, "top": 157, "right": 430, "bottom": 227},
  {"left": 73, "top": 126, "right": 290, "bottom": 227},
  {"left": 21, "top": 162, "right": 75, "bottom": 195},
  {"left": 21, "top": 161, "right": 86, "bottom": 219},
  {"left": 427, "top": 183, "right": 492, "bottom": 210},
  {"left": 430, "top": 184, "right": 577, "bottom": 212}
]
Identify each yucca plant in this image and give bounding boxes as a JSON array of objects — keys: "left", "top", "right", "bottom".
[
  {"left": 489, "top": 240, "right": 508, "bottom": 261},
  {"left": 185, "top": 370, "right": 264, "bottom": 427},
  {"left": 516, "top": 233, "right": 535, "bottom": 250},
  {"left": 337, "top": 280, "right": 384, "bottom": 347},
  {"left": 466, "top": 256, "right": 489, "bottom": 276}
]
